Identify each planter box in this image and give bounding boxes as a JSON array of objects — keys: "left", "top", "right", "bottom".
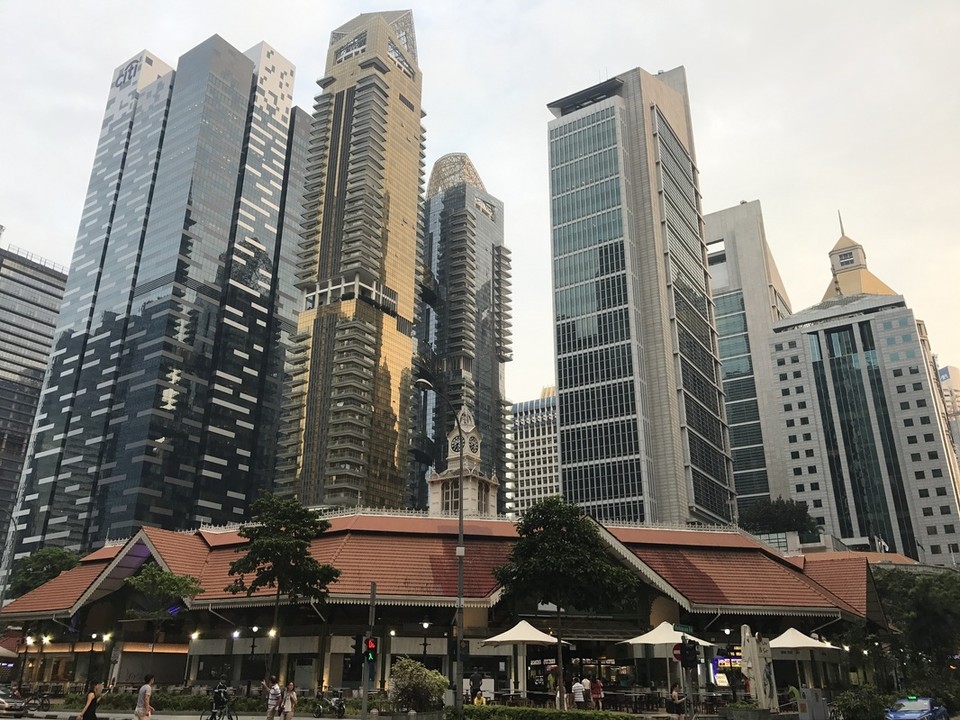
[{"left": 720, "top": 708, "right": 771, "bottom": 720}]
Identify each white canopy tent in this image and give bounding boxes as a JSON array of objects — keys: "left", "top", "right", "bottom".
[
  {"left": 770, "top": 628, "right": 839, "bottom": 689},
  {"left": 481, "top": 620, "right": 567, "bottom": 695},
  {"left": 620, "top": 621, "right": 714, "bottom": 689}
]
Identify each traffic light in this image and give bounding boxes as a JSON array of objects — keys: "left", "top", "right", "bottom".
[
  {"left": 364, "top": 636, "right": 378, "bottom": 663},
  {"left": 352, "top": 634, "right": 364, "bottom": 658},
  {"left": 680, "top": 638, "right": 700, "bottom": 669}
]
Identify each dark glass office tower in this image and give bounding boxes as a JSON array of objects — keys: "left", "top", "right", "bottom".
[
  {"left": 547, "top": 68, "right": 735, "bottom": 524},
  {"left": 410, "top": 154, "right": 512, "bottom": 510},
  {"left": 13, "top": 38, "right": 307, "bottom": 555},
  {"left": 277, "top": 12, "right": 426, "bottom": 509},
  {"left": 0, "top": 245, "right": 67, "bottom": 546}
]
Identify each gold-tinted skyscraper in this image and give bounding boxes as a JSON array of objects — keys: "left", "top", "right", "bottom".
[{"left": 277, "top": 11, "right": 425, "bottom": 507}]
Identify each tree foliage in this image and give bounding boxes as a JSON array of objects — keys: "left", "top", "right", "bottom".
[
  {"left": 738, "top": 498, "right": 819, "bottom": 534},
  {"left": 9, "top": 546, "right": 81, "bottom": 598},
  {"left": 874, "top": 567, "right": 960, "bottom": 679},
  {"left": 390, "top": 657, "right": 448, "bottom": 712},
  {"left": 494, "top": 496, "right": 647, "bottom": 708},
  {"left": 124, "top": 562, "right": 205, "bottom": 645},
  {"left": 226, "top": 493, "right": 340, "bottom": 602}
]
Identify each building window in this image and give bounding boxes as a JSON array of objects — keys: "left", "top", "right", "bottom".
[
  {"left": 791, "top": 451, "right": 800, "bottom": 460},
  {"left": 784, "top": 404, "right": 793, "bottom": 412},
  {"left": 802, "top": 433, "right": 812, "bottom": 441},
  {"left": 787, "top": 419, "right": 796, "bottom": 427},
  {"left": 800, "top": 417, "right": 810, "bottom": 425},
  {"left": 924, "top": 507, "right": 934, "bottom": 516},
  {"left": 795, "top": 386, "right": 804, "bottom": 394},
  {"left": 929, "top": 451, "right": 940, "bottom": 460},
  {"left": 917, "top": 399, "right": 927, "bottom": 408},
  {"left": 950, "top": 543, "right": 960, "bottom": 553},
  {"left": 907, "top": 436, "right": 918, "bottom": 444},
  {"left": 810, "top": 482, "right": 820, "bottom": 491},
  {"left": 781, "top": 389, "right": 790, "bottom": 397},
  {"left": 790, "top": 355, "right": 799, "bottom": 363},
  {"left": 924, "top": 433, "right": 934, "bottom": 442},
  {"left": 779, "top": 373, "right": 788, "bottom": 381},
  {"left": 805, "top": 449, "right": 814, "bottom": 457},
  {"left": 945, "top": 525, "right": 956, "bottom": 534},
  {"left": 777, "top": 358, "right": 786, "bottom": 366},
  {"left": 815, "top": 516, "right": 825, "bottom": 525},
  {"left": 442, "top": 480, "right": 460, "bottom": 514},
  {"left": 793, "top": 371, "right": 802, "bottom": 379},
  {"left": 915, "top": 471, "right": 925, "bottom": 480},
  {"left": 788, "top": 341, "right": 797, "bottom": 349},
  {"left": 775, "top": 343, "right": 784, "bottom": 351},
  {"left": 788, "top": 435, "right": 797, "bottom": 443},
  {"left": 931, "top": 545, "right": 942, "bottom": 555},
  {"left": 813, "top": 499, "right": 823, "bottom": 508},
  {"left": 933, "top": 469, "right": 943, "bottom": 478},
  {"left": 911, "top": 453, "right": 921, "bottom": 462},
  {"left": 941, "top": 506, "right": 952, "bottom": 515},
  {"left": 896, "top": 385, "right": 906, "bottom": 393},
  {"left": 937, "top": 487, "right": 947, "bottom": 496},
  {"left": 909, "top": 366, "right": 920, "bottom": 374},
  {"left": 838, "top": 251, "right": 855, "bottom": 266},
  {"left": 900, "top": 402, "right": 910, "bottom": 410},
  {"left": 913, "top": 383, "right": 923, "bottom": 391},
  {"left": 796, "top": 484, "right": 805, "bottom": 493},
  {"left": 920, "top": 489, "right": 930, "bottom": 498},
  {"left": 807, "top": 465, "right": 817, "bottom": 474},
  {"left": 793, "top": 468, "right": 803, "bottom": 476},
  {"left": 904, "top": 419, "right": 914, "bottom": 427},
  {"left": 798, "top": 401, "right": 807, "bottom": 409},
  {"left": 893, "top": 368, "right": 903, "bottom": 377},
  {"left": 920, "top": 416, "right": 931, "bottom": 425},
  {"left": 927, "top": 526, "right": 938, "bottom": 536}
]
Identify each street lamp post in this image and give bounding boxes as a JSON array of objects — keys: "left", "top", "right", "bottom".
[
  {"left": 421, "top": 619, "right": 430, "bottom": 658},
  {"left": 414, "top": 378, "right": 464, "bottom": 718}
]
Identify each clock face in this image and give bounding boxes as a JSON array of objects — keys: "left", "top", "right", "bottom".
[
  {"left": 468, "top": 436, "right": 479, "bottom": 454},
  {"left": 450, "top": 435, "right": 463, "bottom": 453}
]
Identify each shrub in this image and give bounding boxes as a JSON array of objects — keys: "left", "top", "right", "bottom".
[
  {"left": 390, "top": 657, "right": 449, "bottom": 712},
  {"left": 832, "top": 687, "right": 895, "bottom": 720}
]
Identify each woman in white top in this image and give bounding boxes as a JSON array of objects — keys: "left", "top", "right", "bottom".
[{"left": 282, "top": 682, "right": 297, "bottom": 720}]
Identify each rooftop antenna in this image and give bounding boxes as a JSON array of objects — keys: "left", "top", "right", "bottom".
[{"left": 837, "top": 210, "right": 845, "bottom": 236}]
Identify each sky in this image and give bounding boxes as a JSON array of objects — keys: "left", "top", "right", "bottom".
[{"left": 1, "top": 1, "right": 958, "bottom": 404}]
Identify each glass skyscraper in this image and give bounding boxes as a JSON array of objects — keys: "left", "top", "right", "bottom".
[
  {"left": 12, "top": 37, "right": 307, "bottom": 555},
  {"left": 0, "top": 244, "right": 67, "bottom": 546},
  {"left": 547, "top": 68, "right": 735, "bottom": 524},
  {"left": 277, "top": 12, "right": 426, "bottom": 508},
  {"left": 411, "top": 154, "right": 512, "bottom": 510}
]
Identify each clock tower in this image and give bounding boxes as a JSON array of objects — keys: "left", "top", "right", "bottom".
[{"left": 427, "top": 407, "right": 498, "bottom": 517}]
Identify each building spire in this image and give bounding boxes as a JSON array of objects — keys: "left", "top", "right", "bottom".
[{"left": 838, "top": 210, "right": 845, "bottom": 237}]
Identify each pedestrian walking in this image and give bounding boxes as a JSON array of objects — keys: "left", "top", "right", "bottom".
[
  {"left": 78, "top": 681, "right": 102, "bottom": 720},
  {"left": 591, "top": 676, "right": 603, "bottom": 711},
  {"left": 572, "top": 677, "right": 585, "bottom": 709},
  {"left": 281, "top": 682, "right": 297, "bottom": 720},
  {"left": 669, "top": 683, "right": 686, "bottom": 720},
  {"left": 582, "top": 676, "right": 593, "bottom": 710},
  {"left": 135, "top": 675, "right": 155, "bottom": 720},
  {"left": 262, "top": 675, "right": 281, "bottom": 720}
]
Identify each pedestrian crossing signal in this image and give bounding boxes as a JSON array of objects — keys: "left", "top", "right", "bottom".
[{"left": 364, "top": 637, "right": 378, "bottom": 663}]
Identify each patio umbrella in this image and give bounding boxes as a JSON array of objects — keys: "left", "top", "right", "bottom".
[
  {"left": 770, "top": 628, "right": 837, "bottom": 689},
  {"left": 481, "top": 620, "right": 568, "bottom": 695},
  {"left": 620, "top": 621, "right": 714, "bottom": 689}
]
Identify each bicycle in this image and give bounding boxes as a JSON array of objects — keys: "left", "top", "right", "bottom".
[
  {"left": 201, "top": 699, "right": 235, "bottom": 720},
  {"left": 314, "top": 689, "right": 345, "bottom": 719},
  {"left": 23, "top": 693, "right": 51, "bottom": 713}
]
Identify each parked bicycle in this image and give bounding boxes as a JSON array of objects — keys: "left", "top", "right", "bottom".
[
  {"left": 23, "top": 692, "right": 51, "bottom": 713},
  {"left": 314, "top": 688, "right": 345, "bottom": 719}
]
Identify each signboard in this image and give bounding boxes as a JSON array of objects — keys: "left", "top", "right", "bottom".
[{"left": 673, "top": 623, "right": 694, "bottom": 633}]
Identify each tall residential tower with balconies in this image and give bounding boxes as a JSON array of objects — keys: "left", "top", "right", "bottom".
[
  {"left": 409, "top": 154, "right": 512, "bottom": 511},
  {"left": 277, "top": 11, "right": 426, "bottom": 508}
]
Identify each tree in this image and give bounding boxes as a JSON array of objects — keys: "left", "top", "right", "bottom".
[
  {"left": 738, "top": 498, "right": 819, "bottom": 535},
  {"left": 125, "top": 562, "right": 205, "bottom": 650},
  {"left": 494, "top": 496, "right": 648, "bottom": 709},
  {"left": 873, "top": 567, "right": 960, "bottom": 680},
  {"left": 9, "top": 546, "right": 80, "bottom": 598},
  {"left": 390, "top": 657, "right": 449, "bottom": 712},
  {"left": 226, "top": 493, "right": 340, "bottom": 678}
]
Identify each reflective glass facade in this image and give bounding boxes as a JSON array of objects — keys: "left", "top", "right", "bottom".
[
  {"left": 0, "top": 246, "right": 67, "bottom": 546},
  {"left": 14, "top": 38, "right": 305, "bottom": 554},
  {"left": 278, "top": 12, "right": 426, "bottom": 508},
  {"left": 411, "top": 154, "right": 512, "bottom": 510},
  {"left": 547, "top": 70, "right": 734, "bottom": 525}
]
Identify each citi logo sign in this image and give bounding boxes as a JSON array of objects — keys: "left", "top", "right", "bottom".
[{"left": 114, "top": 59, "right": 141, "bottom": 88}]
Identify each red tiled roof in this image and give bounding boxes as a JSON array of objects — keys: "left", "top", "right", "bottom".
[
  {"left": 2, "top": 562, "right": 109, "bottom": 616},
  {"left": 802, "top": 550, "right": 918, "bottom": 566},
  {"left": 141, "top": 526, "right": 209, "bottom": 578},
  {"left": 82, "top": 545, "right": 123, "bottom": 562},
  {"left": 801, "top": 555, "right": 868, "bottom": 615}
]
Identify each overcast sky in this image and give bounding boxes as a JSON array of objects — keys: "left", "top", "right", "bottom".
[{"left": 2, "top": 1, "right": 958, "bottom": 403}]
